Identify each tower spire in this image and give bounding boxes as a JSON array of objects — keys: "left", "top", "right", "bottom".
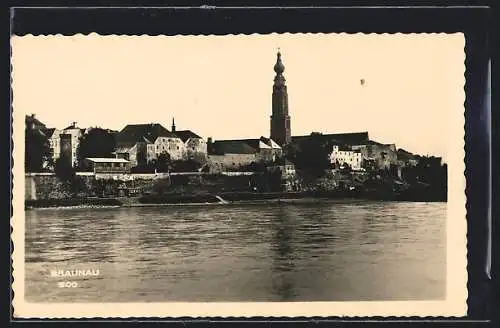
[
  {"left": 270, "top": 50, "right": 291, "bottom": 146},
  {"left": 171, "top": 117, "right": 176, "bottom": 132}
]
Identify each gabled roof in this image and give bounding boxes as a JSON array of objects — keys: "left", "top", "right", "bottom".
[
  {"left": 259, "top": 141, "right": 272, "bottom": 149},
  {"left": 292, "top": 132, "right": 369, "bottom": 145},
  {"left": 174, "top": 130, "right": 202, "bottom": 143},
  {"left": 210, "top": 136, "right": 282, "bottom": 155},
  {"left": 116, "top": 123, "right": 177, "bottom": 148},
  {"left": 260, "top": 137, "right": 282, "bottom": 149}
]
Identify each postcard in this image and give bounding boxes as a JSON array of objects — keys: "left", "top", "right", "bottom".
[{"left": 11, "top": 32, "right": 466, "bottom": 318}]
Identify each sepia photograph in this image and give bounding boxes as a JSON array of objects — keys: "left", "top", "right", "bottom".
[{"left": 11, "top": 32, "right": 466, "bottom": 317}]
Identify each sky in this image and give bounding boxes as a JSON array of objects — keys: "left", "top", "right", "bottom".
[{"left": 11, "top": 33, "right": 465, "bottom": 161}]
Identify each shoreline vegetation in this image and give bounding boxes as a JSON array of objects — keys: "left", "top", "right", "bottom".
[{"left": 25, "top": 188, "right": 446, "bottom": 210}]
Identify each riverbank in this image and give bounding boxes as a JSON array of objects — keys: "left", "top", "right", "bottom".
[{"left": 25, "top": 188, "right": 446, "bottom": 210}]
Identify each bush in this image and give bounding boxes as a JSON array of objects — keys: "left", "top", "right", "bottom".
[{"left": 54, "top": 156, "right": 76, "bottom": 182}]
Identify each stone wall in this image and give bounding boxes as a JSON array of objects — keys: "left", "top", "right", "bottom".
[
  {"left": 25, "top": 172, "right": 268, "bottom": 200},
  {"left": 207, "top": 154, "right": 257, "bottom": 172},
  {"left": 26, "top": 174, "right": 96, "bottom": 200}
]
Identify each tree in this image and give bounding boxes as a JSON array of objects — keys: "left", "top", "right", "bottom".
[
  {"left": 154, "top": 152, "right": 172, "bottom": 172},
  {"left": 292, "top": 134, "right": 331, "bottom": 177},
  {"left": 76, "top": 128, "right": 116, "bottom": 168},
  {"left": 267, "top": 169, "right": 283, "bottom": 192},
  {"left": 240, "top": 161, "right": 267, "bottom": 173},
  {"left": 54, "top": 156, "right": 76, "bottom": 183},
  {"left": 25, "top": 128, "right": 52, "bottom": 172},
  {"left": 341, "top": 162, "right": 352, "bottom": 173},
  {"left": 171, "top": 158, "right": 202, "bottom": 172}
]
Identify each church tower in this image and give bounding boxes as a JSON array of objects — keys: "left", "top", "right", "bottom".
[{"left": 270, "top": 50, "right": 291, "bottom": 146}]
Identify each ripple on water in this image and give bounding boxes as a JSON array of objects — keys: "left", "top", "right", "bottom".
[{"left": 25, "top": 201, "right": 447, "bottom": 302}]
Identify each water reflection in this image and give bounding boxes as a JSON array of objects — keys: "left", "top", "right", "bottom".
[
  {"left": 25, "top": 201, "right": 447, "bottom": 302},
  {"left": 270, "top": 205, "right": 297, "bottom": 300}
]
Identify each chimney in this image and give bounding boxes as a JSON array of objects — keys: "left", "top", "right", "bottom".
[{"left": 31, "top": 114, "right": 35, "bottom": 118}]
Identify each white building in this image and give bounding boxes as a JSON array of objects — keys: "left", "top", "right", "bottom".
[
  {"left": 330, "top": 145, "right": 363, "bottom": 170},
  {"left": 46, "top": 122, "right": 86, "bottom": 167},
  {"left": 115, "top": 123, "right": 185, "bottom": 167},
  {"left": 170, "top": 119, "right": 208, "bottom": 162}
]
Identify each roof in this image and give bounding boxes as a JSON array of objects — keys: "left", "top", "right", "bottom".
[
  {"left": 397, "top": 148, "right": 416, "bottom": 161},
  {"left": 292, "top": 132, "right": 369, "bottom": 145},
  {"left": 42, "top": 128, "right": 57, "bottom": 138},
  {"left": 174, "top": 130, "right": 202, "bottom": 142},
  {"left": 85, "top": 158, "right": 130, "bottom": 163},
  {"left": 63, "top": 124, "right": 80, "bottom": 130},
  {"left": 116, "top": 123, "right": 177, "bottom": 148},
  {"left": 210, "top": 136, "right": 282, "bottom": 155},
  {"left": 260, "top": 137, "right": 282, "bottom": 149},
  {"left": 25, "top": 114, "right": 46, "bottom": 129},
  {"left": 211, "top": 140, "right": 258, "bottom": 154}
]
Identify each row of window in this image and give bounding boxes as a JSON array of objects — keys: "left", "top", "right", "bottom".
[
  {"left": 95, "top": 162, "right": 128, "bottom": 168},
  {"left": 156, "top": 144, "right": 181, "bottom": 151}
]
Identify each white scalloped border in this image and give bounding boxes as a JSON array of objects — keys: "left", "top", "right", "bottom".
[{"left": 11, "top": 32, "right": 467, "bottom": 319}]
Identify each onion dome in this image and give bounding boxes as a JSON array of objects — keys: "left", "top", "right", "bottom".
[{"left": 274, "top": 51, "right": 285, "bottom": 74}]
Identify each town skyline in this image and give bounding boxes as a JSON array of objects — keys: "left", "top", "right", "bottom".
[{"left": 12, "top": 33, "right": 465, "bottom": 162}]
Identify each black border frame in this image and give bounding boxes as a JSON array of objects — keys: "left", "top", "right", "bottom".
[{"left": 7, "top": 1, "right": 496, "bottom": 326}]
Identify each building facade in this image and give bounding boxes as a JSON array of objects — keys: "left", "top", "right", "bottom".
[
  {"left": 115, "top": 123, "right": 185, "bottom": 167},
  {"left": 270, "top": 51, "right": 291, "bottom": 147},
  {"left": 171, "top": 119, "right": 208, "bottom": 162},
  {"left": 351, "top": 141, "right": 398, "bottom": 170},
  {"left": 330, "top": 145, "right": 363, "bottom": 170},
  {"left": 47, "top": 122, "right": 85, "bottom": 167},
  {"left": 207, "top": 136, "right": 282, "bottom": 172},
  {"left": 267, "top": 159, "right": 299, "bottom": 192},
  {"left": 84, "top": 157, "right": 131, "bottom": 174}
]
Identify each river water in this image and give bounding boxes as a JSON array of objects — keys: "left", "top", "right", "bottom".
[{"left": 25, "top": 200, "right": 446, "bottom": 302}]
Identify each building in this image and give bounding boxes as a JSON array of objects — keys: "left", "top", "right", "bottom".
[
  {"left": 25, "top": 114, "right": 47, "bottom": 131},
  {"left": 397, "top": 148, "right": 419, "bottom": 167},
  {"left": 83, "top": 158, "right": 131, "bottom": 174},
  {"left": 46, "top": 122, "right": 86, "bottom": 167},
  {"left": 270, "top": 51, "right": 291, "bottom": 147},
  {"left": 171, "top": 118, "right": 207, "bottom": 162},
  {"left": 290, "top": 131, "right": 398, "bottom": 171},
  {"left": 351, "top": 141, "right": 398, "bottom": 170},
  {"left": 46, "top": 128, "right": 62, "bottom": 161},
  {"left": 330, "top": 145, "right": 363, "bottom": 170},
  {"left": 207, "top": 136, "right": 282, "bottom": 172},
  {"left": 267, "top": 158, "right": 299, "bottom": 191},
  {"left": 115, "top": 123, "right": 184, "bottom": 167}
]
